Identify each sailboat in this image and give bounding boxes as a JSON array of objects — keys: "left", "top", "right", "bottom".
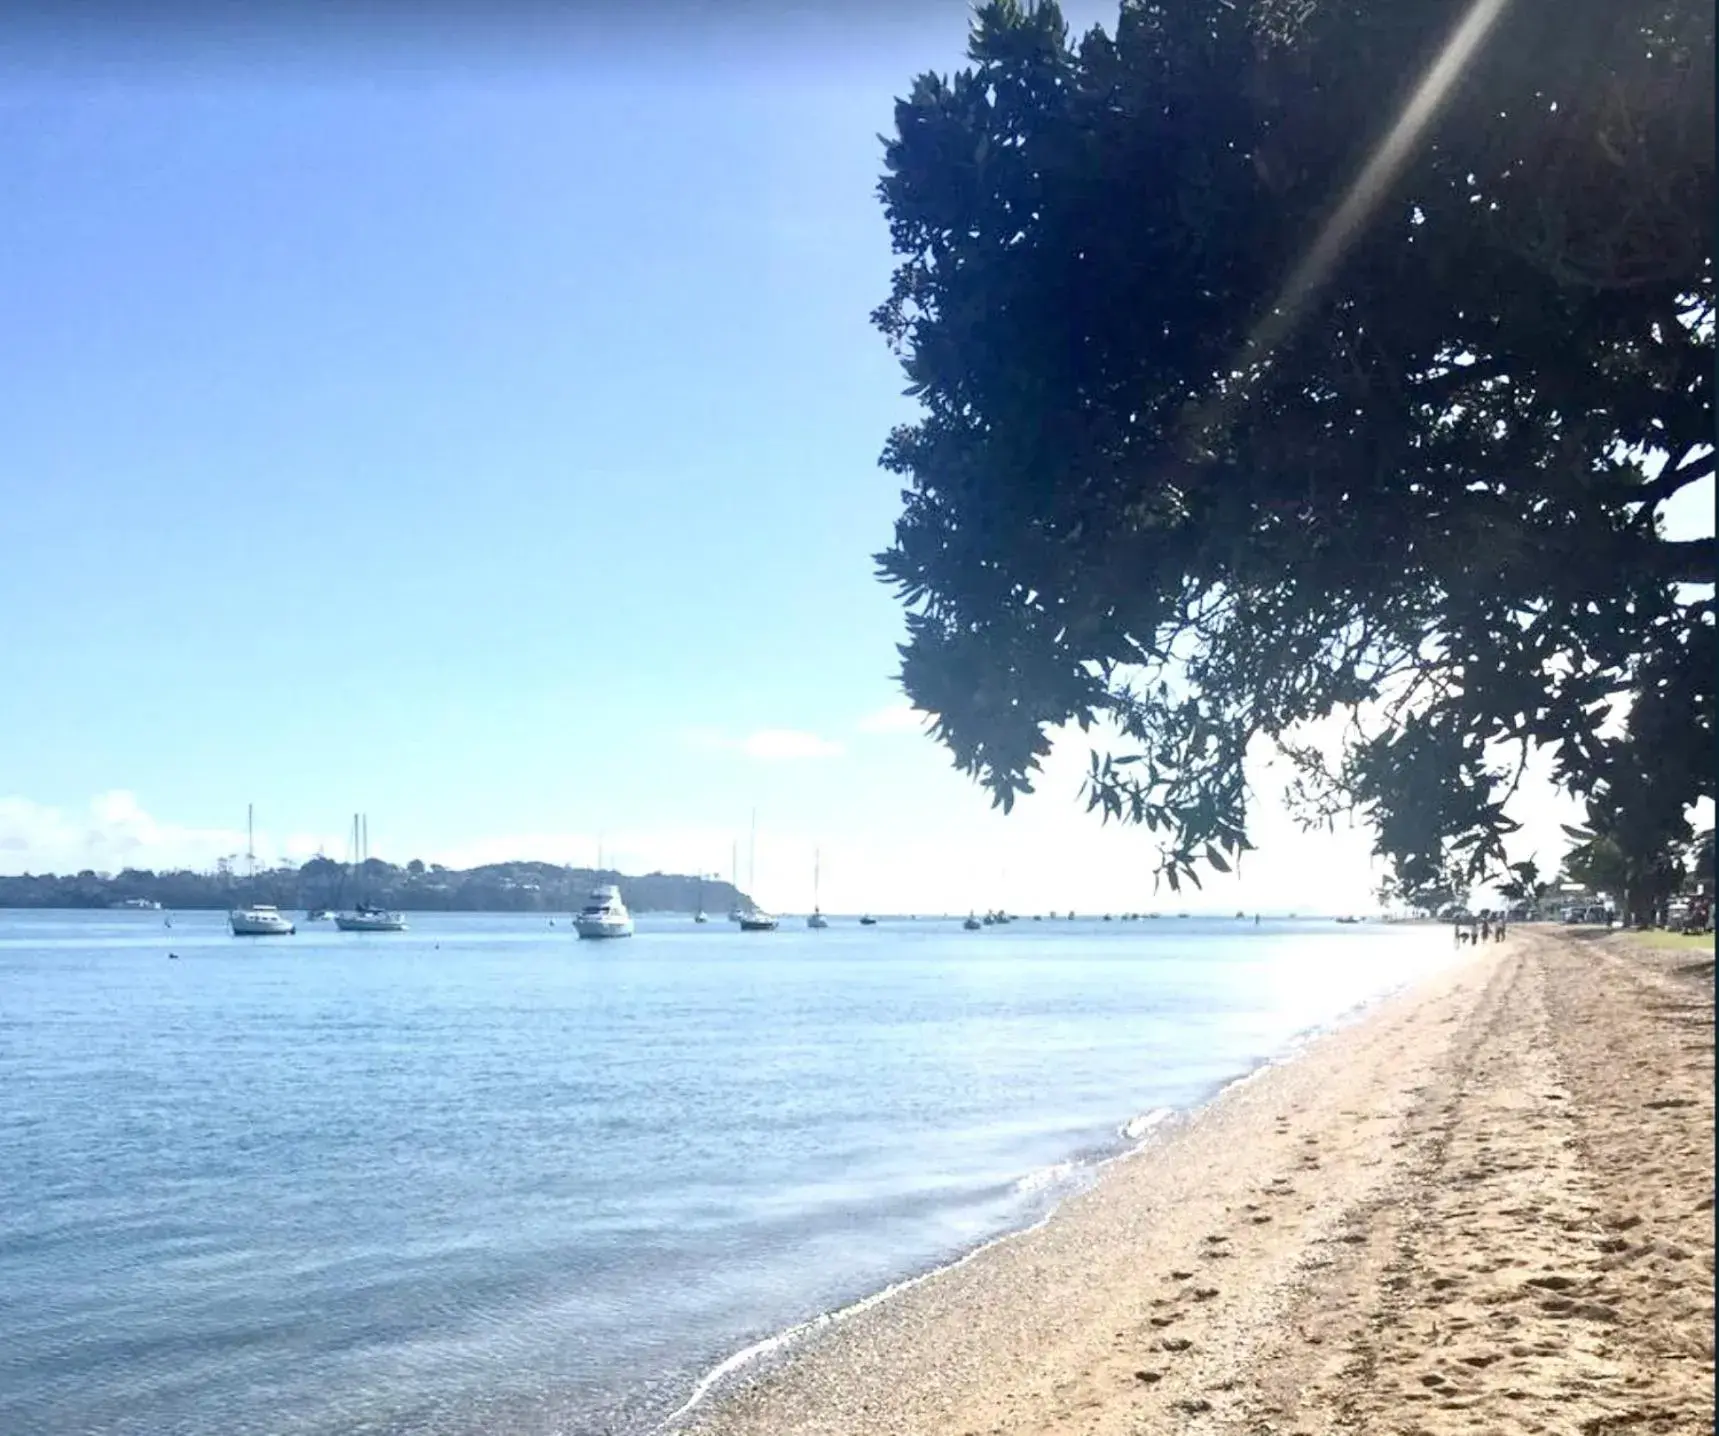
[
  {"left": 736, "top": 811, "right": 778, "bottom": 931},
  {"left": 963, "top": 911, "right": 982, "bottom": 931},
  {"left": 230, "top": 804, "right": 296, "bottom": 935},
  {"left": 694, "top": 871, "right": 709, "bottom": 923},
  {"left": 806, "top": 849, "right": 828, "bottom": 929},
  {"left": 335, "top": 814, "right": 407, "bottom": 931}
]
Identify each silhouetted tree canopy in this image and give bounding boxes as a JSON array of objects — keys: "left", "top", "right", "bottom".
[{"left": 874, "top": 0, "right": 1714, "bottom": 890}]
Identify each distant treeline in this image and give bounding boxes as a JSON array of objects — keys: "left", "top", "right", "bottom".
[{"left": 0, "top": 858, "right": 748, "bottom": 915}]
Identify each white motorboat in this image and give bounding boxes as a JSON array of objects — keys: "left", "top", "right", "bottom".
[
  {"left": 574, "top": 884, "right": 634, "bottom": 939},
  {"left": 335, "top": 904, "right": 407, "bottom": 932},
  {"left": 737, "top": 908, "right": 778, "bottom": 932},
  {"left": 230, "top": 903, "right": 296, "bottom": 936}
]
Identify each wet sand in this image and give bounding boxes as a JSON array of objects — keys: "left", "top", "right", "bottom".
[{"left": 676, "top": 929, "right": 1715, "bottom": 1434}]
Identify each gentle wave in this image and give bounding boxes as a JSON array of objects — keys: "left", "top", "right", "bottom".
[
  {"left": 1119, "top": 1107, "right": 1174, "bottom": 1142},
  {"left": 654, "top": 1194, "right": 1069, "bottom": 1433}
]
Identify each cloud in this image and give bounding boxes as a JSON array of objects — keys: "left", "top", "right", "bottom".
[
  {"left": 681, "top": 727, "right": 846, "bottom": 761},
  {"left": 740, "top": 728, "right": 846, "bottom": 760},
  {"left": 856, "top": 702, "right": 932, "bottom": 736},
  {"left": 0, "top": 791, "right": 253, "bottom": 874}
]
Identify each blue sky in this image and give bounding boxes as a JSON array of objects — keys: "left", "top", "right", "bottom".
[{"left": 0, "top": 6, "right": 1702, "bottom": 912}]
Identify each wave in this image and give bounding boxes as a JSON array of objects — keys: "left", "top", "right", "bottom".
[
  {"left": 1119, "top": 1107, "right": 1174, "bottom": 1142},
  {"left": 1011, "top": 1160, "right": 1078, "bottom": 1196},
  {"left": 653, "top": 1197, "right": 1067, "bottom": 1432},
  {"left": 657, "top": 971, "right": 1429, "bottom": 1432}
]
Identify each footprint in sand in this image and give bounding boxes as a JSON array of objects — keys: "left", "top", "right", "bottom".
[
  {"left": 1169, "top": 1270, "right": 1194, "bottom": 1280},
  {"left": 1159, "top": 1337, "right": 1194, "bottom": 1353},
  {"left": 1192, "top": 1287, "right": 1219, "bottom": 1302}
]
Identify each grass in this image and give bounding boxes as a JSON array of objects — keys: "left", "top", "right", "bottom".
[{"left": 1614, "top": 928, "right": 1716, "bottom": 952}]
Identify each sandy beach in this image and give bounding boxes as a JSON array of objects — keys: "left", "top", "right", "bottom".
[{"left": 678, "top": 928, "right": 1715, "bottom": 1435}]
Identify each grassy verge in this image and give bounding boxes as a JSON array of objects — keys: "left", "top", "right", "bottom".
[{"left": 1612, "top": 928, "right": 1716, "bottom": 952}]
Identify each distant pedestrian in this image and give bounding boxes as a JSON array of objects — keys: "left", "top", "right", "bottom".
[{"left": 1480, "top": 916, "right": 1492, "bottom": 942}]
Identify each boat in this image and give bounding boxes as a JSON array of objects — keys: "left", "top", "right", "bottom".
[
  {"left": 306, "top": 909, "right": 334, "bottom": 922},
  {"left": 335, "top": 814, "right": 407, "bottom": 932},
  {"left": 727, "top": 840, "right": 744, "bottom": 922},
  {"left": 111, "top": 897, "right": 163, "bottom": 910},
  {"left": 858, "top": 914, "right": 877, "bottom": 926},
  {"left": 735, "top": 811, "right": 778, "bottom": 930},
  {"left": 230, "top": 902, "right": 295, "bottom": 936},
  {"left": 574, "top": 883, "right": 635, "bottom": 939},
  {"left": 963, "top": 912, "right": 982, "bottom": 931},
  {"left": 230, "top": 805, "right": 296, "bottom": 935},
  {"left": 694, "top": 871, "right": 709, "bottom": 923},
  {"left": 807, "top": 850, "right": 828, "bottom": 929},
  {"left": 336, "top": 904, "right": 408, "bottom": 932}
]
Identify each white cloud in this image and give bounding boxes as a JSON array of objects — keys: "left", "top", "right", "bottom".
[
  {"left": 680, "top": 727, "right": 846, "bottom": 761},
  {"left": 741, "top": 729, "right": 845, "bottom": 760},
  {"left": 856, "top": 702, "right": 932, "bottom": 736},
  {"left": 0, "top": 791, "right": 331, "bottom": 874}
]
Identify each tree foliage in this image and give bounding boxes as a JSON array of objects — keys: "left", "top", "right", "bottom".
[
  {"left": 0, "top": 862, "right": 744, "bottom": 915},
  {"left": 873, "top": 0, "right": 1714, "bottom": 890}
]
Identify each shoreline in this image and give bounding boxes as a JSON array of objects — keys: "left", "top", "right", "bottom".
[
  {"left": 674, "top": 929, "right": 1714, "bottom": 1434},
  {"left": 656, "top": 964, "right": 1438, "bottom": 1432}
]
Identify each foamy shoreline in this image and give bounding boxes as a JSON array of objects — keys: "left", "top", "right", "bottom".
[
  {"left": 656, "top": 982, "right": 1399, "bottom": 1432},
  {"left": 673, "top": 930, "right": 1715, "bottom": 1434}
]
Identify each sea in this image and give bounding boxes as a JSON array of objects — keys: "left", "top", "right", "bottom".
[{"left": 0, "top": 909, "right": 1453, "bottom": 1435}]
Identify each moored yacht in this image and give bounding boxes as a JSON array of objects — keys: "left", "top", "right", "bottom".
[
  {"left": 806, "top": 848, "right": 828, "bottom": 929},
  {"left": 335, "top": 904, "right": 407, "bottom": 932},
  {"left": 334, "top": 814, "right": 407, "bottom": 931},
  {"left": 230, "top": 805, "right": 295, "bottom": 934},
  {"left": 230, "top": 903, "right": 295, "bottom": 936},
  {"left": 574, "top": 884, "right": 635, "bottom": 939}
]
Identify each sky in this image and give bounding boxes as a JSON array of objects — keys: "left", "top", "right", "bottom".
[{"left": 0, "top": 4, "right": 1708, "bottom": 915}]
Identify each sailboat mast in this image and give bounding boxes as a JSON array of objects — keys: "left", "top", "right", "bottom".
[
  {"left": 246, "top": 803, "right": 255, "bottom": 881},
  {"left": 749, "top": 809, "right": 757, "bottom": 894}
]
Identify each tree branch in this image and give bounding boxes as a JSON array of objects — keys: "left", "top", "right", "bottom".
[
  {"left": 1654, "top": 537, "right": 1718, "bottom": 586},
  {"left": 1631, "top": 447, "right": 1716, "bottom": 514}
]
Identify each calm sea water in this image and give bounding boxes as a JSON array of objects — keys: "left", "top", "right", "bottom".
[{"left": 0, "top": 909, "right": 1451, "bottom": 1435}]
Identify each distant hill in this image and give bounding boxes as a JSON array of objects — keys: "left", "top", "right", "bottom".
[{"left": 0, "top": 859, "right": 748, "bottom": 915}]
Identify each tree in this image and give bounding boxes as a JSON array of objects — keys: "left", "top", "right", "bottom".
[
  {"left": 1495, "top": 857, "right": 1546, "bottom": 909},
  {"left": 873, "top": 0, "right": 1714, "bottom": 890}
]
